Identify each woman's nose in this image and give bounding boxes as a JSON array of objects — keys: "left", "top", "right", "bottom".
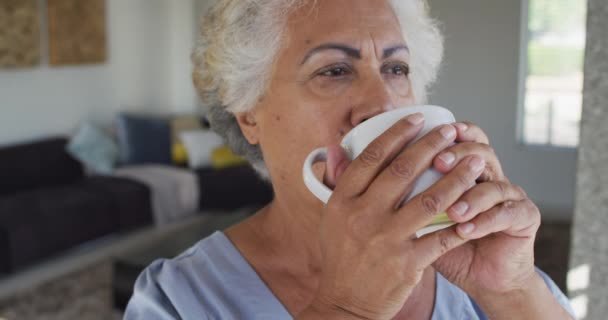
[{"left": 350, "top": 76, "right": 395, "bottom": 127}]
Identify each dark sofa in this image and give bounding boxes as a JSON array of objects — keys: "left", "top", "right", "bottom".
[
  {"left": 196, "top": 165, "right": 274, "bottom": 211},
  {"left": 0, "top": 138, "right": 153, "bottom": 274}
]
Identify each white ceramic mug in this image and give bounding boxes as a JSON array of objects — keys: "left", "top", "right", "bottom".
[{"left": 302, "top": 105, "right": 457, "bottom": 237}]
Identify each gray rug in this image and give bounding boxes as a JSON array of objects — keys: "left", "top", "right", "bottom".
[{"left": 0, "top": 262, "right": 121, "bottom": 320}]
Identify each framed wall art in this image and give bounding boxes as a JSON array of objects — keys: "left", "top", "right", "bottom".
[
  {"left": 48, "top": 0, "right": 107, "bottom": 65},
  {"left": 0, "top": 0, "right": 40, "bottom": 68}
]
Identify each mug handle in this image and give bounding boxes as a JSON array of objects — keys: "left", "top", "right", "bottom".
[{"left": 302, "top": 147, "right": 333, "bottom": 203}]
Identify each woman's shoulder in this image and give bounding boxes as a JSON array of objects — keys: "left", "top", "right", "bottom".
[
  {"left": 123, "top": 231, "right": 291, "bottom": 320},
  {"left": 123, "top": 231, "right": 232, "bottom": 319}
]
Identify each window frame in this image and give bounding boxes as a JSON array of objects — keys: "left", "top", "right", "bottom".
[{"left": 516, "top": 0, "right": 582, "bottom": 151}]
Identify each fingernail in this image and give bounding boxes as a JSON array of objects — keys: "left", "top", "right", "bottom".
[
  {"left": 450, "top": 201, "right": 469, "bottom": 216},
  {"left": 406, "top": 113, "right": 424, "bottom": 125},
  {"left": 454, "top": 123, "right": 468, "bottom": 132},
  {"left": 440, "top": 125, "right": 456, "bottom": 140},
  {"left": 458, "top": 222, "right": 475, "bottom": 235},
  {"left": 468, "top": 156, "right": 485, "bottom": 172},
  {"left": 438, "top": 152, "right": 455, "bottom": 166}
]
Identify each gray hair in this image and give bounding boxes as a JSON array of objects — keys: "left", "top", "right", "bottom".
[{"left": 192, "top": 0, "right": 444, "bottom": 180}]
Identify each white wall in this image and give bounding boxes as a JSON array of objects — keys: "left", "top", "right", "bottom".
[
  {"left": 427, "top": 0, "right": 578, "bottom": 220},
  {"left": 169, "top": 0, "right": 200, "bottom": 114},
  {"left": 0, "top": 0, "right": 199, "bottom": 146}
]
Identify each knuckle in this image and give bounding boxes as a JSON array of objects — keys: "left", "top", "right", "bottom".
[
  {"left": 424, "top": 132, "right": 445, "bottom": 150},
  {"left": 359, "top": 144, "right": 384, "bottom": 167},
  {"left": 420, "top": 194, "right": 442, "bottom": 218},
  {"left": 524, "top": 199, "right": 541, "bottom": 219},
  {"left": 460, "top": 141, "right": 477, "bottom": 152},
  {"left": 462, "top": 121, "right": 476, "bottom": 128},
  {"left": 514, "top": 184, "right": 528, "bottom": 198},
  {"left": 391, "top": 119, "right": 413, "bottom": 133},
  {"left": 494, "top": 181, "right": 509, "bottom": 199},
  {"left": 486, "top": 145, "right": 497, "bottom": 156},
  {"left": 456, "top": 170, "right": 473, "bottom": 189},
  {"left": 465, "top": 122, "right": 490, "bottom": 144},
  {"left": 482, "top": 163, "right": 497, "bottom": 181},
  {"left": 487, "top": 208, "right": 502, "bottom": 226},
  {"left": 390, "top": 156, "right": 416, "bottom": 180},
  {"left": 501, "top": 200, "right": 517, "bottom": 217},
  {"left": 436, "top": 231, "right": 452, "bottom": 255}
]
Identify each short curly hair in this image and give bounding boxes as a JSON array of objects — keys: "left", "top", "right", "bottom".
[{"left": 192, "top": 0, "right": 444, "bottom": 180}]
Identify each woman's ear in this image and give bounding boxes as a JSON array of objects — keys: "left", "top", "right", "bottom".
[{"left": 235, "top": 110, "right": 261, "bottom": 145}]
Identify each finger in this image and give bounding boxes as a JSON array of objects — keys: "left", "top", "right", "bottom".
[
  {"left": 391, "top": 155, "right": 485, "bottom": 236},
  {"left": 323, "top": 145, "right": 350, "bottom": 188},
  {"left": 446, "top": 182, "right": 527, "bottom": 223},
  {"left": 433, "top": 142, "right": 504, "bottom": 182},
  {"left": 453, "top": 122, "right": 490, "bottom": 145},
  {"left": 413, "top": 226, "right": 469, "bottom": 267},
  {"left": 334, "top": 113, "right": 425, "bottom": 199},
  {"left": 367, "top": 124, "right": 458, "bottom": 209},
  {"left": 456, "top": 198, "right": 541, "bottom": 239}
]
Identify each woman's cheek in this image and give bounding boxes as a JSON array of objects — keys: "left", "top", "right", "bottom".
[
  {"left": 386, "top": 75, "right": 412, "bottom": 99},
  {"left": 306, "top": 77, "right": 353, "bottom": 98}
]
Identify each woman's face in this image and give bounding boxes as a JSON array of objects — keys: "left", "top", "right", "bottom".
[{"left": 238, "top": 0, "right": 415, "bottom": 207}]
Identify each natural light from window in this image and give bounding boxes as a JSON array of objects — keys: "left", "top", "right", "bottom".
[{"left": 521, "top": 0, "right": 587, "bottom": 147}]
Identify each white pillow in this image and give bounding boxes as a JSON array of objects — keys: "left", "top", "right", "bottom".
[{"left": 180, "top": 130, "right": 224, "bottom": 169}]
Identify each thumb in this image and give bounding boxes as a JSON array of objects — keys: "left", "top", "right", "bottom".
[{"left": 323, "top": 145, "right": 350, "bottom": 188}]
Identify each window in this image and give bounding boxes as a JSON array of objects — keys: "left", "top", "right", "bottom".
[{"left": 520, "top": 0, "right": 587, "bottom": 148}]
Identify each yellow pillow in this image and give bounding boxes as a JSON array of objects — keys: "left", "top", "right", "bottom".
[
  {"left": 172, "top": 143, "right": 188, "bottom": 165},
  {"left": 211, "top": 146, "right": 247, "bottom": 169}
]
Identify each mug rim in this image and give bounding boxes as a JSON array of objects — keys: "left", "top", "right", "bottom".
[{"left": 341, "top": 105, "right": 454, "bottom": 153}]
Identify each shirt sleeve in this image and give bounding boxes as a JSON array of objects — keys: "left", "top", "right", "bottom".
[
  {"left": 536, "top": 267, "right": 576, "bottom": 317},
  {"left": 123, "top": 259, "right": 210, "bottom": 320}
]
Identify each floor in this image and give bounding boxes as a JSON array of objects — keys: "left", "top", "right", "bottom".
[{"left": 0, "top": 263, "right": 121, "bottom": 320}]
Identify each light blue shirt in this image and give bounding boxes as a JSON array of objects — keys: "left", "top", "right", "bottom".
[{"left": 124, "top": 231, "right": 575, "bottom": 319}]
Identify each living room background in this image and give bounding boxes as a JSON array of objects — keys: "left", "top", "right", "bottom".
[
  {"left": 2, "top": 0, "right": 606, "bottom": 319},
  {"left": 0, "top": 0, "right": 206, "bottom": 146}
]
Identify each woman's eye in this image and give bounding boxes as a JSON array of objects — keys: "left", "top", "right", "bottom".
[
  {"left": 318, "top": 65, "right": 351, "bottom": 77},
  {"left": 384, "top": 63, "right": 410, "bottom": 76}
]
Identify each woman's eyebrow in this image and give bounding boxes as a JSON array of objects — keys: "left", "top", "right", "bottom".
[
  {"left": 300, "top": 43, "right": 361, "bottom": 65},
  {"left": 300, "top": 43, "right": 410, "bottom": 65},
  {"left": 383, "top": 45, "right": 409, "bottom": 59}
]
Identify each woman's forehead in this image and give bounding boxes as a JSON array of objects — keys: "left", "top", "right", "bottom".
[{"left": 286, "top": 0, "right": 404, "bottom": 48}]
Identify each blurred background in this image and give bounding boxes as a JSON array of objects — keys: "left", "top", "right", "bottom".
[{"left": 0, "top": 0, "right": 605, "bottom": 319}]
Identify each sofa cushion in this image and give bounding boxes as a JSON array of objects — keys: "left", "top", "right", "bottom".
[
  {"left": 0, "top": 184, "right": 117, "bottom": 273},
  {"left": 84, "top": 176, "right": 153, "bottom": 231},
  {"left": 66, "top": 123, "right": 119, "bottom": 174},
  {"left": 116, "top": 114, "right": 172, "bottom": 165},
  {"left": 195, "top": 165, "right": 273, "bottom": 210},
  {"left": 0, "top": 138, "right": 84, "bottom": 196},
  {"left": 0, "top": 176, "right": 152, "bottom": 273}
]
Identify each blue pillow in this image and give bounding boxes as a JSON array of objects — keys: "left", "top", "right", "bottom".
[
  {"left": 66, "top": 123, "right": 119, "bottom": 174},
  {"left": 116, "top": 114, "right": 172, "bottom": 165}
]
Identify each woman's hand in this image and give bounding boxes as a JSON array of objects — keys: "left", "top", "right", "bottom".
[
  {"left": 429, "top": 122, "right": 538, "bottom": 294},
  {"left": 430, "top": 122, "right": 571, "bottom": 319},
  {"left": 299, "top": 114, "right": 484, "bottom": 320}
]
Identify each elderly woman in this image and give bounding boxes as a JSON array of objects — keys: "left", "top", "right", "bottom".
[{"left": 125, "top": 0, "right": 575, "bottom": 319}]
